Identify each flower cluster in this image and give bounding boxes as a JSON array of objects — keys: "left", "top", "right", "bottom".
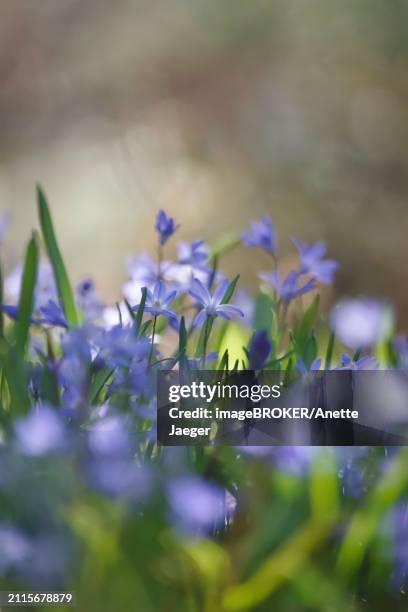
[{"left": 0, "top": 195, "right": 406, "bottom": 607}]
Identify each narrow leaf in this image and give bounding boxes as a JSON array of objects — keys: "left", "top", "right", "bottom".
[
  {"left": 135, "top": 287, "right": 147, "bottom": 332},
  {"left": 325, "top": 331, "right": 335, "bottom": 369},
  {"left": 37, "top": 185, "right": 78, "bottom": 326},
  {"left": 15, "top": 233, "right": 39, "bottom": 354}
]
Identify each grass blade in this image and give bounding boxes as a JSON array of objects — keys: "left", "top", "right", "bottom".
[
  {"left": 15, "top": 232, "right": 39, "bottom": 354},
  {"left": 135, "top": 287, "right": 147, "bottom": 333},
  {"left": 37, "top": 185, "right": 78, "bottom": 326},
  {"left": 325, "top": 331, "right": 335, "bottom": 369}
]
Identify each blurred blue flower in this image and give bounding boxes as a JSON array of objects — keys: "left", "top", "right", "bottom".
[
  {"left": 98, "top": 325, "right": 149, "bottom": 368},
  {"left": 167, "top": 475, "right": 227, "bottom": 533},
  {"left": 260, "top": 270, "right": 315, "bottom": 304},
  {"left": 273, "top": 447, "right": 319, "bottom": 476},
  {"left": 5, "top": 260, "right": 57, "bottom": 310},
  {"left": 188, "top": 352, "right": 218, "bottom": 369},
  {"left": 177, "top": 240, "right": 209, "bottom": 268},
  {"left": 88, "top": 414, "right": 133, "bottom": 458},
  {"left": 0, "top": 524, "right": 32, "bottom": 575},
  {"left": 241, "top": 216, "right": 276, "bottom": 254},
  {"left": 76, "top": 278, "right": 103, "bottom": 322},
  {"left": 0, "top": 300, "right": 67, "bottom": 328},
  {"left": 331, "top": 298, "right": 394, "bottom": 349},
  {"left": 0, "top": 212, "right": 10, "bottom": 244},
  {"left": 293, "top": 238, "right": 338, "bottom": 284},
  {"left": 135, "top": 280, "right": 178, "bottom": 319},
  {"left": 14, "top": 405, "right": 66, "bottom": 457},
  {"left": 38, "top": 300, "right": 68, "bottom": 328},
  {"left": 189, "top": 278, "right": 244, "bottom": 327},
  {"left": 337, "top": 353, "right": 378, "bottom": 370},
  {"left": 248, "top": 330, "right": 272, "bottom": 369},
  {"left": 87, "top": 459, "right": 153, "bottom": 501},
  {"left": 296, "top": 357, "right": 322, "bottom": 373},
  {"left": 0, "top": 304, "right": 20, "bottom": 320},
  {"left": 395, "top": 336, "right": 408, "bottom": 369},
  {"left": 21, "top": 534, "right": 72, "bottom": 588},
  {"left": 155, "top": 210, "right": 179, "bottom": 245},
  {"left": 123, "top": 253, "right": 160, "bottom": 302}
]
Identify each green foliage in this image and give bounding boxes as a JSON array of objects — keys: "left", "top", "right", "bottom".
[
  {"left": 15, "top": 232, "right": 39, "bottom": 355},
  {"left": 37, "top": 185, "right": 78, "bottom": 326}
]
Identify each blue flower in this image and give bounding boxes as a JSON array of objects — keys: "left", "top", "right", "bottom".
[
  {"left": 0, "top": 300, "right": 67, "bottom": 328},
  {"left": 5, "top": 260, "right": 57, "bottom": 310},
  {"left": 241, "top": 216, "right": 276, "bottom": 254},
  {"left": 0, "top": 524, "right": 32, "bottom": 574},
  {"left": 188, "top": 278, "right": 244, "bottom": 328},
  {"left": 88, "top": 414, "right": 133, "bottom": 458},
  {"left": 86, "top": 458, "right": 153, "bottom": 501},
  {"left": 38, "top": 300, "right": 68, "bottom": 328},
  {"left": 337, "top": 353, "right": 378, "bottom": 370},
  {"left": 248, "top": 330, "right": 272, "bottom": 369},
  {"left": 395, "top": 336, "right": 408, "bottom": 369},
  {"left": 331, "top": 298, "right": 394, "bottom": 350},
  {"left": 0, "top": 304, "right": 20, "bottom": 320},
  {"left": 188, "top": 352, "right": 218, "bottom": 368},
  {"left": 177, "top": 240, "right": 209, "bottom": 268},
  {"left": 137, "top": 280, "right": 178, "bottom": 319},
  {"left": 293, "top": 238, "right": 339, "bottom": 284},
  {"left": 14, "top": 405, "right": 66, "bottom": 457},
  {"left": 167, "top": 475, "right": 227, "bottom": 533},
  {"left": 295, "top": 357, "right": 322, "bottom": 373},
  {"left": 260, "top": 270, "right": 315, "bottom": 304},
  {"left": 123, "top": 253, "right": 160, "bottom": 302},
  {"left": 155, "top": 210, "right": 179, "bottom": 245}
]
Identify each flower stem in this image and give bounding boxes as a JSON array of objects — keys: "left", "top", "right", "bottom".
[
  {"left": 202, "top": 315, "right": 211, "bottom": 368},
  {"left": 157, "top": 243, "right": 163, "bottom": 280},
  {"left": 148, "top": 315, "right": 157, "bottom": 367}
]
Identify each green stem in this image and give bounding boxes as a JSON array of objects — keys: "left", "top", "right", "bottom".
[
  {"left": 157, "top": 243, "right": 163, "bottom": 280},
  {"left": 148, "top": 316, "right": 157, "bottom": 367},
  {"left": 202, "top": 315, "right": 211, "bottom": 368}
]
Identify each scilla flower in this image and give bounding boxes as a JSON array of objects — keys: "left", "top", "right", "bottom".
[
  {"left": 260, "top": 270, "right": 315, "bottom": 304},
  {"left": 241, "top": 216, "right": 276, "bottom": 254},
  {"left": 248, "top": 330, "right": 272, "bottom": 370},
  {"left": 331, "top": 298, "right": 393, "bottom": 350},
  {"left": 293, "top": 238, "right": 338, "bottom": 284},
  {"left": 188, "top": 278, "right": 244, "bottom": 327},
  {"left": 155, "top": 210, "right": 179, "bottom": 245},
  {"left": 136, "top": 280, "right": 178, "bottom": 319}
]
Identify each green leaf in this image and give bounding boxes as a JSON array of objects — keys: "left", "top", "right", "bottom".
[
  {"left": 37, "top": 185, "right": 78, "bottom": 326},
  {"left": 135, "top": 287, "right": 147, "bottom": 333},
  {"left": 302, "top": 332, "right": 318, "bottom": 367},
  {"left": 178, "top": 316, "right": 187, "bottom": 355},
  {"left": 352, "top": 348, "right": 362, "bottom": 362},
  {"left": 325, "top": 331, "right": 335, "bottom": 369},
  {"left": 293, "top": 294, "right": 320, "bottom": 356},
  {"left": 310, "top": 449, "right": 339, "bottom": 524},
  {"left": 89, "top": 366, "right": 114, "bottom": 404},
  {"left": 15, "top": 232, "right": 39, "bottom": 354},
  {"left": 209, "top": 233, "right": 240, "bottom": 264},
  {"left": 218, "top": 349, "right": 229, "bottom": 372},
  {"left": 254, "top": 291, "right": 274, "bottom": 336},
  {"left": 336, "top": 447, "right": 408, "bottom": 581},
  {"left": 221, "top": 274, "right": 240, "bottom": 304},
  {"left": 123, "top": 299, "right": 136, "bottom": 322}
]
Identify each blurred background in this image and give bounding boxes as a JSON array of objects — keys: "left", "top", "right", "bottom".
[{"left": 1, "top": 0, "right": 408, "bottom": 324}]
